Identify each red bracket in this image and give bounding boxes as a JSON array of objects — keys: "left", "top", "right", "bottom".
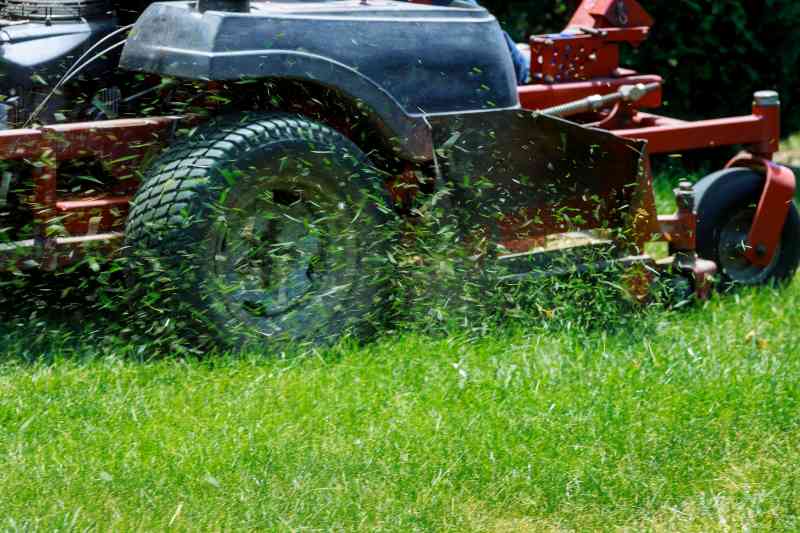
[
  {"left": 725, "top": 154, "right": 797, "bottom": 267},
  {"left": 568, "top": 0, "right": 654, "bottom": 29}
]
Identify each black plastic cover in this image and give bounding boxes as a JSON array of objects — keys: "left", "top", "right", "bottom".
[
  {"left": 120, "top": 1, "right": 520, "bottom": 159},
  {"left": 0, "top": 18, "right": 119, "bottom": 124},
  {"left": 0, "top": 19, "right": 116, "bottom": 84}
]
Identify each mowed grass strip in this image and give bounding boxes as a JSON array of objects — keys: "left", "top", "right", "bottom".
[{"left": 1, "top": 280, "right": 799, "bottom": 531}]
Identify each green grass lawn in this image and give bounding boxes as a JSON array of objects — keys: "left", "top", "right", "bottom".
[
  {"left": 1, "top": 172, "right": 800, "bottom": 530},
  {"left": 783, "top": 131, "right": 800, "bottom": 152}
]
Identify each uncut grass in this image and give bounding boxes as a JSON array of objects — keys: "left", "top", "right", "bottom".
[
  {"left": 1, "top": 285, "right": 799, "bottom": 530},
  {"left": 1, "top": 172, "right": 800, "bottom": 529}
]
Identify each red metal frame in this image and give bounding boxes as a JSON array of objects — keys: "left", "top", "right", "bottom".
[
  {"left": 567, "top": 0, "right": 654, "bottom": 29},
  {"left": 612, "top": 103, "right": 781, "bottom": 156},
  {"left": 0, "top": 117, "right": 177, "bottom": 269},
  {"left": 724, "top": 153, "right": 796, "bottom": 267},
  {"left": 518, "top": 0, "right": 795, "bottom": 272},
  {"left": 519, "top": 74, "right": 663, "bottom": 110},
  {"left": 0, "top": 0, "right": 794, "bottom": 290},
  {"left": 519, "top": 1, "right": 783, "bottom": 159}
]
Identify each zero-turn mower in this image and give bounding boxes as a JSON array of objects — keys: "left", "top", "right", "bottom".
[{"left": 0, "top": 0, "right": 796, "bottom": 347}]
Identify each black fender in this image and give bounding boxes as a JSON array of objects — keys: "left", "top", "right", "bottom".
[
  {"left": 120, "top": 1, "right": 520, "bottom": 162},
  {"left": 122, "top": 46, "right": 433, "bottom": 160}
]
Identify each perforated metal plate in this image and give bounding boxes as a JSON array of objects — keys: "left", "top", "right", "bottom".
[{"left": 0, "top": 0, "right": 112, "bottom": 20}]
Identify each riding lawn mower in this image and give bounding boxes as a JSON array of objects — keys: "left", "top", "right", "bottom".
[{"left": 0, "top": 0, "right": 796, "bottom": 348}]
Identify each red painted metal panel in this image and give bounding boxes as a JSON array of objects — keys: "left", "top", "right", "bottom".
[
  {"left": 568, "top": 0, "right": 654, "bottom": 29},
  {"left": 0, "top": 128, "right": 42, "bottom": 159},
  {"left": 614, "top": 114, "right": 770, "bottom": 155},
  {"left": 529, "top": 29, "right": 650, "bottom": 84}
]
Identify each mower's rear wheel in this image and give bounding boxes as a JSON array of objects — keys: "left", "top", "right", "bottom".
[
  {"left": 125, "top": 113, "right": 392, "bottom": 351},
  {"left": 694, "top": 168, "right": 800, "bottom": 286}
]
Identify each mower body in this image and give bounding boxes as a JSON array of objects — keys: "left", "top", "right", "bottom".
[
  {"left": 0, "top": 0, "right": 794, "bottom": 301},
  {"left": 122, "top": 1, "right": 518, "bottom": 115},
  {"left": 118, "top": 0, "right": 655, "bottom": 244}
]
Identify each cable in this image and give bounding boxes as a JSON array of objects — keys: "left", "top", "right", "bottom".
[
  {"left": 57, "top": 40, "right": 129, "bottom": 91},
  {"left": 59, "top": 23, "right": 135, "bottom": 82},
  {"left": 23, "top": 23, "right": 135, "bottom": 127},
  {"left": 24, "top": 38, "right": 128, "bottom": 127}
]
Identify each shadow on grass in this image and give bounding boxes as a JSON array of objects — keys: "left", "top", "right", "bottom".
[
  {"left": 0, "top": 266, "right": 136, "bottom": 364},
  {"left": 0, "top": 263, "right": 379, "bottom": 364},
  {"left": 0, "top": 254, "right": 678, "bottom": 367}
]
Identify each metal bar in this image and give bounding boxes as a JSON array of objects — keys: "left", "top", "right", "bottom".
[
  {"left": 0, "top": 128, "right": 43, "bottom": 159},
  {"left": 44, "top": 116, "right": 178, "bottom": 134},
  {"left": 518, "top": 74, "right": 663, "bottom": 110},
  {"left": 750, "top": 91, "right": 781, "bottom": 156},
  {"left": 32, "top": 148, "right": 57, "bottom": 233},
  {"left": 632, "top": 112, "right": 688, "bottom": 126},
  {"left": 40, "top": 232, "right": 125, "bottom": 271},
  {"left": 56, "top": 196, "right": 132, "bottom": 211},
  {"left": 43, "top": 116, "right": 179, "bottom": 160},
  {"left": 614, "top": 114, "right": 768, "bottom": 154},
  {"left": 55, "top": 232, "right": 124, "bottom": 245},
  {"left": 540, "top": 82, "right": 660, "bottom": 118},
  {"left": 0, "top": 117, "right": 178, "bottom": 161},
  {"left": 0, "top": 232, "right": 124, "bottom": 272}
]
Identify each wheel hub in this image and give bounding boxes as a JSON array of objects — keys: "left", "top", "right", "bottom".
[
  {"left": 718, "top": 209, "right": 781, "bottom": 285},
  {"left": 215, "top": 190, "right": 334, "bottom": 320}
]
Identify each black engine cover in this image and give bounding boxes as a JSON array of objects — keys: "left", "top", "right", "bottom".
[
  {"left": 0, "top": 1, "right": 120, "bottom": 126},
  {"left": 1, "top": 0, "right": 113, "bottom": 20}
]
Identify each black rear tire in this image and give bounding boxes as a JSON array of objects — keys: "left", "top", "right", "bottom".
[
  {"left": 125, "top": 113, "right": 393, "bottom": 351},
  {"left": 694, "top": 167, "right": 800, "bottom": 286}
]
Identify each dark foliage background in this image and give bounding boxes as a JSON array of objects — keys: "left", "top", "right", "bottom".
[{"left": 483, "top": 0, "right": 800, "bottom": 135}]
